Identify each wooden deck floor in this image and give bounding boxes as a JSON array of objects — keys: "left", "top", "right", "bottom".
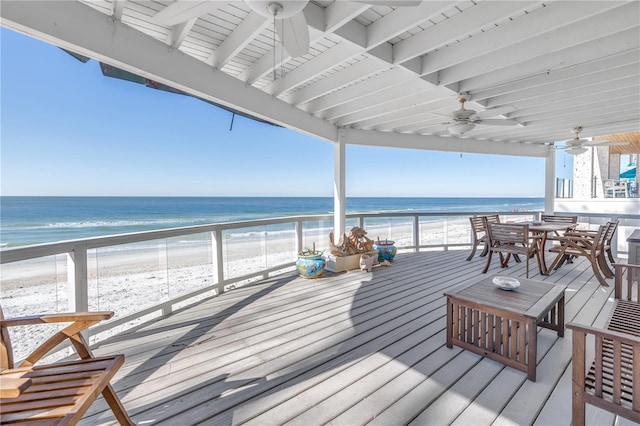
[{"left": 83, "top": 249, "right": 637, "bottom": 426}]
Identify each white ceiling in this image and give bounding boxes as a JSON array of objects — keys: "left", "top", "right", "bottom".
[{"left": 2, "top": 0, "right": 639, "bottom": 158}]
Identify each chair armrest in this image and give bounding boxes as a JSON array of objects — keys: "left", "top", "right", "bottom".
[
  {"left": 563, "top": 230, "right": 596, "bottom": 238},
  {"left": 1, "top": 311, "right": 114, "bottom": 368},
  {"left": 0, "top": 311, "right": 113, "bottom": 328},
  {"left": 0, "top": 376, "right": 32, "bottom": 398}
]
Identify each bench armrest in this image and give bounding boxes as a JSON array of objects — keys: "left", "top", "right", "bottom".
[
  {"left": 0, "top": 311, "right": 113, "bottom": 328},
  {"left": 567, "top": 322, "right": 640, "bottom": 346}
]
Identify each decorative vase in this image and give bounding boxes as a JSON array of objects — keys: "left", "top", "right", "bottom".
[
  {"left": 374, "top": 239, "right": 397, "bottom": 262},
  {"left": 296, "top": 252, "right": 326, "bottom": 279}
]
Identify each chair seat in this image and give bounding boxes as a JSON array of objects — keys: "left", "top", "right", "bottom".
[{"left": 1, "top": 355, "right": 125, "bottom": 425}]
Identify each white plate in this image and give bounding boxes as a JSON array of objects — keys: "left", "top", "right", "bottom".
[{"left": 492, "top": 276, "right": 520, "bottom": 291}]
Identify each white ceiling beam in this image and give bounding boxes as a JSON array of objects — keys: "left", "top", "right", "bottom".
[
  {"left": 396, "top": 1, "right": 541, "bottom": 67},
  {"left": 439, "top": 2, "right": 639, "bottom": 86},
  {"left": 264, "top": 41, "right": 363, "bottom": 96},
  {"left": 324, "top": 1, "right": 369, "bottom": 33},
  {"left": 287, "top": 56, "right": 389, "bottom": 106},
  {"left": 512, "top": 99, "right": 639, "bottom": 124},
  {"left": 460, "top": 28, "right": 640, "bottom": 95},
  {"left": 345, "top": 96, "right": 455, "bottom": 130},
  {"left": 510, "top": 89, "right": 640, "bottom": 119},
  {"left": 302, "top": 66, "right": 413, "bottom": 113},
  {"left": 332, "top": 86, "right": 452, "bottom": 126},
  {"left": 1, "top": 0, "right": 338, "bottom": 142},
  {"left": 471, "top": 49, "right": 640, "bottom": 101},
  {"left": 168, "top": 19, "right": 196, "bottom": 48},
  {"left": 366, "top": 1, "right": 453, "bottom": 49},
  {"left": 344, "top": 129, "right": 548, "bottom": 158},
  {"left": 494, "top": 75, "right": 640, "bottom": 111},
  {"left": 485, "top": 63, "right": 640, "bottom": 107},
  {"left": 420, "top": 1, "right": 622, "bottom": 77},
  {"left": 112, "top": 0, "right": 125, "bottom": 20},
  {"left": 206, "top": 11, "right": 268, "bottom": 68},
  {"left": 326, "top": 85, "right": 432, "bottom": 122}
]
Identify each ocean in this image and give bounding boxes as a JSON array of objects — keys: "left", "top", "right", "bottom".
[{"left": 0, "top": 196, "right": 544, "bottom": 248}]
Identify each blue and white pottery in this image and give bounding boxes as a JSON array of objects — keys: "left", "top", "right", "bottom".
[
  {"left": 296, "top": 253, "right": 326, "bottom": 279},
  {"left": 374, "top": 240, "right": 397, "bottom": 262}
]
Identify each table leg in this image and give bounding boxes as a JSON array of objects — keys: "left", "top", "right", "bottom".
[
  {"left": 538, "top": 231, "right": 550, "bottom": 275},
  {"left": 527, "top": 318, "right": 537, "bottom": 381},
  {"left": 446, "top": 297, "right": 453, "bottom": 348},
  {"left": 558, "top": 294, "right": 565, "bottom": 337}
]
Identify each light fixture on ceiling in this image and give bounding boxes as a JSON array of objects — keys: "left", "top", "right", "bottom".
[
  {"left": 448, "top": 122, "right": 476, "bottom": 135},
  {"left": 566, "top": 147, "right": 588, "bottom": 155}
]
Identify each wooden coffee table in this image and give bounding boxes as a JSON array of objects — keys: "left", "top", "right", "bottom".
[{"left": 444, "top": 276, "right": 565, "bottom": 381}]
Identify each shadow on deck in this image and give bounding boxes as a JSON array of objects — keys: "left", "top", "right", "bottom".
[{"left": 83, "top": 249, "right": 630, "bottom": 425}]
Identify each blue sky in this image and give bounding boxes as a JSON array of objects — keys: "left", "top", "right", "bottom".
[{"left": 1, "top": 28, "right": 570, "bottom": 197}]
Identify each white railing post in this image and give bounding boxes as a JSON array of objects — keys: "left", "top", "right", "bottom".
[
  {"left": 295, "top": 220, "right": 303, "bottom": 254},
  {"left": 211, "top": 229, "right": 224, "bottom": 294},
  {"left": 611, "top": 215, "right": 619, "bottom": 257},
  {"left": 413, "top": 215, "right": 420, "bottom": 252},
  {"left": 67, "top": 244, "right": 89, "bottom": 313}
]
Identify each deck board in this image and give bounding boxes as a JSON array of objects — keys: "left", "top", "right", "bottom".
[{"left": 79, "top": 249, "right": 631, "bottom": 425}]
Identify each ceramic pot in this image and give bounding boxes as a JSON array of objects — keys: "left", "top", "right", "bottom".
[
  {"left": 296, "top": 253, "right": 326, "bottom": 278},
  {"left": 374, "top": 240, "right": 397, "bottom": 262}
]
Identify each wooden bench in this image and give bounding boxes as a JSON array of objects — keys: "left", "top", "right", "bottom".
[
  {"left": 567, "top": 263, "right": 640, "bottom": 425},
  {"left": 0, "top": 307, "right": 134, "bottom": 425}
]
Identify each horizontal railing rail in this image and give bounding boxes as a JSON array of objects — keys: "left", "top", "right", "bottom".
[{"left": 1, "top": 209, "right": 638, "bottom": 361}]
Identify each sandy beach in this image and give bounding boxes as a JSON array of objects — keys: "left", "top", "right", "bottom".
[{"left": 0, "top": 216, "right": 523, "bottom": 362}]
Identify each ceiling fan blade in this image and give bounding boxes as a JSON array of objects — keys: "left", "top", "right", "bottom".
[
  {"left": 356, "top": 1, "right": 422, "bottom": 6},
  {"left": 154, "top": 0, "right": 221, "bottom": 26},
  {"left": 474, "top": 106, "right": 517, "bottom": 119},
  {"left": 586, "top": 140, "right": 630, "bottom": 147},
  {"left": 276, "top": 13, "right": 309, "bottom": 58},
  {"left": 474, "top": 118, "right": 521, "bottom": 126}
]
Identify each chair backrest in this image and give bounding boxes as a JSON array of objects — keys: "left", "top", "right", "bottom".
[
  {"left": 487, "top": 223, "right": 529, "bottom": 246},
  {"left": 484, "top": 214, "right": 500, "bottom": 225},
  {"left": 541, "top": 214, "right": 578, "bottom": 225},
  {"left": 469, "top": 216, "right": 486, "bottom": 234},
  {"left": 603, "top": 220, "right": 619, "bottom": 245}
]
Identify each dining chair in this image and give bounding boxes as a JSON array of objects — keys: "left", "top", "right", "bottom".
[
  {"left": 540, "top": 214, "right": 578, "bottom": 239},
  {"left": 467, "top": 215, "right": 502, "bottom": 261},
  {"left": 482, "top": 221, "right": 542, "bottom": 278},
  {"left": 466, "top": 216, "right": 489, "bottom": 261},
  {"left": 547, "top": 224, "right": 610, "bottom": 286}
]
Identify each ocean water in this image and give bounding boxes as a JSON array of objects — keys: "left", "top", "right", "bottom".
[{"left": 0, "top": 196, "right": 544, "bottom": 247}]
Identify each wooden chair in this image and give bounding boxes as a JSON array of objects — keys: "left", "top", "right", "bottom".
[
  {"left": 467, "top": 215, "right": 501, "bottom": 261},
  {"left": 482, "top": 221, "right": 542, "bottom": 278},
  {"left": 547, "top": 224, "right": 611, "bottom": 286},
  {"left": 540, "top": 214, "right": 578, "bottom": 239},
  {"left": 466, "top": 216, "right": 488, "bottom": 261},
  {"left": 0, "top": 306, "right": 134, "bottom": 425},
  {"left": 568, "top": 263, "right": 640, "bottom": 425}
]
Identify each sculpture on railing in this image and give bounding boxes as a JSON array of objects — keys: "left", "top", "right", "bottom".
[{"left": 329, "top": 226, "right": 375, "bottom": 256}]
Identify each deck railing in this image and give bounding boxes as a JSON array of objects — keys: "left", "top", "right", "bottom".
[{"left": 1, "top": 210, "right": 638, "bottom": 359}]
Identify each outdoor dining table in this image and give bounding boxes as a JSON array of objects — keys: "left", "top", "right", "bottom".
[{"left": 505, "top": 221, "right": 576, "bottom": 275}]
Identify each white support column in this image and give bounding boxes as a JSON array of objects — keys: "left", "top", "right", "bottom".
[
  {"left": 67, "top": 244, "right": 89, "bottom": 313},
  {"left": 334, "top": 130, "right": 346, "bottom": 237},
  {"left": 544, "top": 150, "right": 556, "bottom": 214},
  {"left": 211, "top": 230, "right": 224, "bottom": 294}
]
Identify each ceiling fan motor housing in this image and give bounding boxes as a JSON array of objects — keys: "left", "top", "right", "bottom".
[{"left": 246, "top": 1, "right": 307, "bottom": 18}]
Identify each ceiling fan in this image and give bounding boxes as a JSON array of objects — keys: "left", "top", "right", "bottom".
[
  {"left": 557, "top": 126, "right": 630, "bottom": 155},
  {"left": 440, "top": 94, "right": 521, "bottom": 135},
  {"left": 154, "top": 1, "right": 421, "bottom": 58}
]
